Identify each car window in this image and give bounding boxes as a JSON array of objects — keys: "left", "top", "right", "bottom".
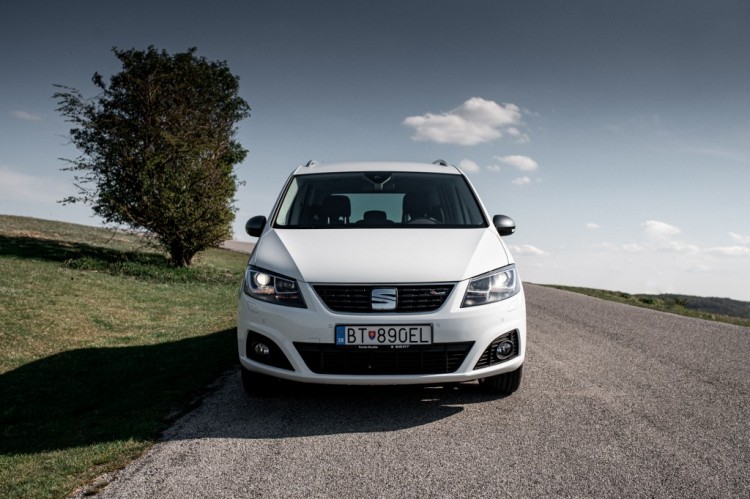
[{"left": 274, "top": 172, "right": 487, "bottom": 228}]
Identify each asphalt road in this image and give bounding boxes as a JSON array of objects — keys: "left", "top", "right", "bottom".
[{"left": 91, "top": 284, "right": 749, "bottom": 498}]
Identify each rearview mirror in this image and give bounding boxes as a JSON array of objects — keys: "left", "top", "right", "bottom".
[
  {"left": 493, "top": 215, "right": 516, "bottom": 236},
  {"left": 245, "top": 216, "right": 267, "bottom": 238}
]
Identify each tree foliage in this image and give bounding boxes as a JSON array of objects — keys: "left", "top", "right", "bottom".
[{"left": 54, "top": 46, "right": 250, "bottom": 266}]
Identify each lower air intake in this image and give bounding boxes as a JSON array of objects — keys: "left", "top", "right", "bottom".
[{"left": 294, "top": 342, "right": 473, "bottom": 375}]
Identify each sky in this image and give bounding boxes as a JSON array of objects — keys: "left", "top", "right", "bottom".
[{"left": 1, "top": 0, "right": 749, "bottom": 300}]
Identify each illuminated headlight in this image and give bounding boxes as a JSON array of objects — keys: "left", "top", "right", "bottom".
[
  {"left": 462, "top": 265, "right": 520, "bottom": 307},
  {"left": 243, "top": 265, "right": 306, "bottom": 308}
]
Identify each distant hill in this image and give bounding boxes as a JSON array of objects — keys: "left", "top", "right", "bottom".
[
  {"left": 546, "top": 285, "right": 750, "bottom": 328},
  {"left": 650, "top": 294, "right": 750, "bottom": 320}
]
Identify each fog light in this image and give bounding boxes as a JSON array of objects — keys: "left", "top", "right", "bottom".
[
  {"left": 253, "top": 342, "right": 271, "bottom": 357},
  {"left": 495, "top": 340, "right": 514, "bottom": 360}
]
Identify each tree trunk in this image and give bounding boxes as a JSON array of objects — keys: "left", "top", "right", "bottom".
[{"left": 169, "top": 243, "right": 194, "bottom": 267}]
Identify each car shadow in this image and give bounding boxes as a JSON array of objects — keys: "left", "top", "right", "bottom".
[
  {"left": 0, "top": 329, "right": 236, "bottom": 456},
  {"left": 0, "top": 330, "right": 507, "bottom": 454},
  {"left": 0, "top": 233, "right": 164, "bottom": 266},
  {"left": 161, "top": 370, "right": 508, "bottom": 441}
]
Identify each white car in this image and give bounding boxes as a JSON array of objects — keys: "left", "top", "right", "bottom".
[{"left": 238, "top": 160, "right": 526, "bottom": 396}]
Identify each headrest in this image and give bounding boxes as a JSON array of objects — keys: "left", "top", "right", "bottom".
[
  {"left": 324, "top": 195, "right": 351, "bottom": 218},
  {"left": 363, "top": 210, "right": 388, "bottom": 224},
  {"left": 403, "top": 192, "right": 431, "bottom": 218}
]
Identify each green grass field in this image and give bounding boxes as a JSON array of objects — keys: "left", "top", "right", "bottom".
[{"left": 0, "top": 215, "right": 247, "bottom": 498}]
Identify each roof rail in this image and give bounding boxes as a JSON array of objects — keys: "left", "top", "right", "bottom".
[
  {"left": 432, "top": 159, "right": 448, "bottom": 166},
  {"left": 303, "top": 160, "right": 319, "bottom": 168}
]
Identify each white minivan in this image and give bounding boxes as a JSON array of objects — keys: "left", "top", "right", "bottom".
[{"left": 238, "top": 160, "right": 526, "bottom": 396}]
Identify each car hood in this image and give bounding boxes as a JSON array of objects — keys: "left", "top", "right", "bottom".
[{"left": 252, "top": 228, "right": 511, "bottom": 283}]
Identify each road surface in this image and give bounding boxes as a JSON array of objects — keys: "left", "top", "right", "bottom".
[{"left": 90, "top": 284, "right": 749, "bottom": 498}]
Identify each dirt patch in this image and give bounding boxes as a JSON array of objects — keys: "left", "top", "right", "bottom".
[{"left": 220, "top": 241, "right": 254, "bottom": 254}]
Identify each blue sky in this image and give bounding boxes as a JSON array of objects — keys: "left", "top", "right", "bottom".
[{"left": 1, "top": 0, "right": 749, "bottom": 300}]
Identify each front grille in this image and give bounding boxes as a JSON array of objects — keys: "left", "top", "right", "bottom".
[
  {"left": 314, "top": 284, "right": 454, "bottom": 313},
  {"left": 294, "top": 342, "right": 473, "bottom": 375},
  {"left": 473, "top": 330, "right": 520, "bottom": 369}
]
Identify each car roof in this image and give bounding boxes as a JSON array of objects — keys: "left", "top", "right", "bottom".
[{"left": 292, "top": 161, "right": 463, "bottom": 176}]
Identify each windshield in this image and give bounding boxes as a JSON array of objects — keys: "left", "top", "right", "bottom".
[{"left": 273, "top": 172, "right": 488, "bottom": 228}]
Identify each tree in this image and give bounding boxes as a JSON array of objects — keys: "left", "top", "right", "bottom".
[{"left": 54, "top": 46, "right": 250, "bottom": 266}]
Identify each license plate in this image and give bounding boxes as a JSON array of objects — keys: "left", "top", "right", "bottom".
[{"left": 335, "top": 325, "right": 433, "bottom": 346}]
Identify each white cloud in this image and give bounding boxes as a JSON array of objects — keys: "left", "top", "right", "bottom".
[
  {"left": 642, "top": 220, "right": 681, "bottom": 238},
  {"left": 403, "top": 97, "right": 523, "bottom": 146},
  {"left": 617, "top": 220, "right": 749, "bottom": 258},
  {"left": 621, "top": 240, "right": 699, "bottom": 254},
  {"left": 10, "top": 110, "right": 42, "bottom": 121},
  {"left": 586, "top": 223, "right": 601, "bottom": 230},
  {"left": 495, "top": 155, "right": 538, "bottom": 171},
  {"left": 622, "top": 243, "right": 647, "bottom": 253},
  {"left": 522, "top": 238, "right": 750, "bottom": 301},
  {"left": 659, "top": 240, "right": 701, "bottom": 254},
  {"left": 729, "top": 232, "right": 750, "bottom": 245},
  {"left": 458, "top": 159, "right": 480, "bottom": 173},
  {"left": 512, "top": 176, "right": 531, "bottom": 186},
  {"left": 505, "top": 127, "right": 530, "bottom": 143},
  {"left": 707, "top": 246, "right": 750, "bottom": 256},
  {"left": 486, "top": 164, "right": 502, "bottom": 172},
  {"left": 456, "top": 97, "right": 521, "bottom": 127},
  {"left": 508, "top": 244, "right": 548, "bottom": 256}
]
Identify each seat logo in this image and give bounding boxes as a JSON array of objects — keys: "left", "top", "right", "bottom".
[{"left": 371, "top": 288, "right": 397, "bottom": 310}]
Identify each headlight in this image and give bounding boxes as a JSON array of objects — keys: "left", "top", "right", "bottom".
[
  {"left": 462, "top": 265, "right": 520, "bottom": 307},
  {"left": 243, "top": 266, "right": 306, "bottom": 308}
]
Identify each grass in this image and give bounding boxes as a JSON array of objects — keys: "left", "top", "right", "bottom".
[
  {"left": 0, "top": 215, "right": 247, "bottom": 498},
  {"left": 545, "top": 285, "right": 750, "bottom": 328}
]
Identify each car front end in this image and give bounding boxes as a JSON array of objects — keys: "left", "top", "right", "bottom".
[{"left": 237, "top": 161, "right": 526, "bottom": 395}]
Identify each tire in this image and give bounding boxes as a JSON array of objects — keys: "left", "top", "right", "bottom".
[
  {"left": 478, "top": 365, "right": 523, "bottom": 396},
  {"left": 240, "top": 366, "right": 278, "bottom": 397}
]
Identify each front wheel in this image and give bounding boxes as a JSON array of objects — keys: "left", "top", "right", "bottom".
[{"left": 478, "top": 365, "right": 523, "bottom": 396}]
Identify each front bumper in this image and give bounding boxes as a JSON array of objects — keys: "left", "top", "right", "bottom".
[{"left": 237, "top": 280, "right": 526, "bottom": 386}]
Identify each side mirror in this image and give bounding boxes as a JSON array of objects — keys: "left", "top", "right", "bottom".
[
  {"left": 493, "top": 214, "right": 516, "bottom": 237},
  {"left": 245, "top": 216, "right": 267, "bottom": 238}
]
